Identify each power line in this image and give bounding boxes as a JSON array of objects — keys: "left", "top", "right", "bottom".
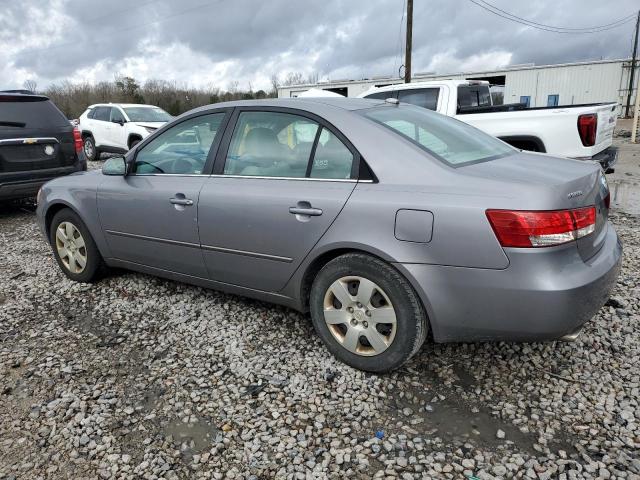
[
  {"left": 467, "top": 0, "right": 636, "bottom": 34},
  {"left": 474, "top": 0, "right": 636, "bottom": 31},
  {"left": 393, "top": 0, "right": 406, "bottom": 78}
]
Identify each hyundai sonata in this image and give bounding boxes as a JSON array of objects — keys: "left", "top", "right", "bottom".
[{"left": 36, "top": 98, "right": 622, "bottom": 372}]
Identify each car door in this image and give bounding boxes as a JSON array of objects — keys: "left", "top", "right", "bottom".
[
  {"left": 97, "top": 110, "right": 230, "bottom": 277},
  {"left": 198, "top": 108, "right": 358, "bottom": 292},
  {"left": 108, "top": 107, "right": 127, "bottom": 149},
  {"left": 92, "top": 106, "right": 113, "bottom": 147}
]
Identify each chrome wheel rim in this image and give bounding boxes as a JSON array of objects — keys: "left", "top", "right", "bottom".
[
  {"left": 323, "top": 276, "right": 397, "bottom": 357},
  {"left": 55, "top": 222, "right": 87, "bottom": 274},
  {"left": 84, "top": 138, "right": 94, "bottom": 158}
]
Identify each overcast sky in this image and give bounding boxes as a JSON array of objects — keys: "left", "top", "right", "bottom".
[{"left": 1, "top": 0, "right": 638, "bottom": 91}]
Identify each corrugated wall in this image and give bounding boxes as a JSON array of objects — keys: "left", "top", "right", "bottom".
[{"left": 503, "top": 61, "right": 630, "bottom": 110}]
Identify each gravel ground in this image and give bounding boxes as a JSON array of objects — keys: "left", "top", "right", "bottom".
[{"left": 1, "top": 155, "right": 639, "bottom": 479}]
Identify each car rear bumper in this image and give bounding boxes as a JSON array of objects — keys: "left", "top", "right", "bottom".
[
  {"left": 0, "top": 158, "right": 85, "bottom": 201},
  {"left": 397, "top": 222, "right": 622, "bottom": 342},
  {"left": 591, "top": 146, "right": 618, "bottom": 173}
]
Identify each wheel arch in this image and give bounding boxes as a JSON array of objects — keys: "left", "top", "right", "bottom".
[
  {"left": 127, "top": 133, "right": 143, "bottom": 149},
  {"left": 43, "top": 201, "right": 77, "bottom": 241},
  {"left": 297, "top": 245, "right": 434, "bottom": 333},
  {"left": 498, "top": 135, "right": 546, "bottom": 153},
  {"left": 81, "top": 130, "right": 93, "bottom": 139}
]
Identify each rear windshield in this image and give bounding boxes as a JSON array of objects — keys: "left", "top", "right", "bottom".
[
  {"left": 361, "top": 104, "right": 514, "bottom": 166},
  {"left": 0, "top": 98, "right": 69, "bottom": 130},
  {"left": 123, "top": 107, "right": 172, "bottom": 123}
]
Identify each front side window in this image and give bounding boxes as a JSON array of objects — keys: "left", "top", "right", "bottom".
[
  {"left": 361, "top": 104, "right": 514, "bottom": 167},
  {"left": 124, "top": 107, "right": 172, "bottom": 123},
  {"left": 397, "top": 88, "right": 440, "bottom": 111},
  {"left": 133, "top": 113, "right": 225, "bottom": 174},
  {"left": 110, "top": 108, "right": 125, "bottom": 123},
  {"left": 94, "top": 107, "right": 111, "bottom": 121}
]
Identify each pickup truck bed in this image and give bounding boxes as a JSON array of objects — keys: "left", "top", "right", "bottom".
[{"left": 358, "top": 80, "right": 618, "bottom": 171}]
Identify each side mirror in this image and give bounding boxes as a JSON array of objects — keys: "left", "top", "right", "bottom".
[
  {"left": 102, "top": 156, "right": 127, "bottom": 176},
  {"left": 112, "top": 118, "right": 125, "bottom": 125}
]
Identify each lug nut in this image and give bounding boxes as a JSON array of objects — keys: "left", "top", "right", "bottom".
[
  {"left": 356, "top": 302, "right": 363, "bottom": 308},
  {"left": 365, "top": 310, "right": 371, "bottom": 317},
  {"left": 350, "top": 318, "right": 357, "bottom": 326},
  {"left": 348, "top": 307, "right": 354, "bottom": 313},
  {"left": 362, "top": 321, "right": 368, "bottom": 328}
]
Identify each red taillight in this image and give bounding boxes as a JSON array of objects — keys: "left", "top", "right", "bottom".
[
  {"left": 73, "top": 127, "right": 82, "bottom": 153},
  {"left": 577, "top": 114, "right": 597, "bottom": 147},
  {"left": 486, "top": 207, "right": 596, "bottom": 248}
]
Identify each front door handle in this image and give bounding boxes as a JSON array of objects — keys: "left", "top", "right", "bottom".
[
  {"left": 289, "top": 206, "right": 323, "bottom": 216},
  {"left": 170, "top": 197, "right": 194, "bottom": 206}
]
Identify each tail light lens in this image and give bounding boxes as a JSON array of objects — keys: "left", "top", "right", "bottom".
[
  {"left": 577, "top": 114, "right": 597, "bottom": 147},
  {"left": 73, "top": 127, "right": 83, "bottom": 153},
  {"left": 486, "top": 207, "right": 596, "bottom": 248}
]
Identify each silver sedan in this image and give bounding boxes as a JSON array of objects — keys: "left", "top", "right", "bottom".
[{"left": 36, "top": 98, "right": 622, "bottom": 372}]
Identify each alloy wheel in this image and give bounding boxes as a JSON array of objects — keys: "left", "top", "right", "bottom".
[
  {"left": 55, "top": 221, "right": 87, "bottom": 274},
  {"left": 323, "top": 276, "right": 397, "bottom": 356},
  {"left": 84, "top": 138, "right": 94, "bottom": 158}
]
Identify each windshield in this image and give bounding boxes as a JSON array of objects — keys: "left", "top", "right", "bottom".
[
  {"left": 360, "top": 105, "right": 514, "bottom": 166},
  {"left": 123, "top": 107, "right": 172, "bottom": 123}
]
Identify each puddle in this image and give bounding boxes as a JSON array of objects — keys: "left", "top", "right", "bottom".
[
  {"left": 163, "top": 417, "right": 220, "bottom": 452},
  {"left": 611, "top": 179, "right": 640, "bottom": 215}
]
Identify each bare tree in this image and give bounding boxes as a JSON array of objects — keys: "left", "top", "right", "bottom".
[{"left": 23, "top": 79, "right": 37, "bottom": 93}]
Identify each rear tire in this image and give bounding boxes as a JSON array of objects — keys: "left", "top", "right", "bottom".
[
  {"left": 83, "top": 136, "right": 99, "bottom": 161},
  {"left": 49, "top": 208, "right": 103, "bottom": 283},
  {"left": 309, "top": 253, "right": 428, "bottom": 372}
]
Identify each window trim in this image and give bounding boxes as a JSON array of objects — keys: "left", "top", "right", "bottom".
[
  {"left": 127, "top": 108, "right": 233, "bottom": 176},
  {"left": 212, "top": 106, "right": 363, "bottom": 181}
]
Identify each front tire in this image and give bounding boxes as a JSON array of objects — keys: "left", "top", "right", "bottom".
[
  {"left": 309, "top": 253, "right": 428, "bottom": 372},
  {"left": 50, "top": 209, "right": 103, "bottom": 283}
]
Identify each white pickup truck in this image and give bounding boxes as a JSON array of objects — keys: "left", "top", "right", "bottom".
[{"left": 358, "top": 80, "right": 618, "bottom": 171}]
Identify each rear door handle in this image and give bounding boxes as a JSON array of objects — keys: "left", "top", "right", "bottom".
[
  {"left": 289, "top": 206, "right": 323, "bottom": 216},
  {"left": 170, "top": 197, "right": 194, "bottom": 206}
]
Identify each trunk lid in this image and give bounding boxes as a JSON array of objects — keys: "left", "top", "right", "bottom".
[
  {"left": 463, "top": 152, "right": 609, "bottom": 261},
  {"left": 0, "top": 95, "right": 76, "bottom": 174}
]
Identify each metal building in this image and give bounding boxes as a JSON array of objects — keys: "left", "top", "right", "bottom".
[{"left": 277, "top": 58, "right": 638, "bottom": 116}]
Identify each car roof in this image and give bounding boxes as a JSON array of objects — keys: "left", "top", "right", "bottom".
[
  {"left": 88, "top": 103, "right": 160, "bottom": 108},
  {"left": 187, "top": 97, "right": 385, "bottom": 114}
]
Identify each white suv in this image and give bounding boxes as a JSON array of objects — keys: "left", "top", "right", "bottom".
[{"left": 78, "top": 103, "right": 172, "bottom": 160}]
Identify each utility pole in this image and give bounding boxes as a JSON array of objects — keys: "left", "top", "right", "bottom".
[
  {"left": 625, "top": 10, "right": 640, "bottom": 118},
  {"left": 404, "top": 0, "right": 413, "bottom": 83}
]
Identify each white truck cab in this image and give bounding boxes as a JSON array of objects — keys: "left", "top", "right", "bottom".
[
  {"left": 359, "top": 80, "right": 618, "bottom": 171},
  {"left": 78, "top": 103, "right": 172, "bottom": 161}
]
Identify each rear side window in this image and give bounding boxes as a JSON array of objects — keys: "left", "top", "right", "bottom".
[
  {"left": 0, "top": 98, "right": 69, "bottom": 129},
  {"left": 224, "top": 111, "right": 355, "bottom": 179},
  {"left": 361, "top": 104, "right": 514, "bottom": 167},
  {"left": 310, "top": 129, "right": 353, "bottom": 179},
  {"left": 457, "top": 86, "right": 492, "bottom": 109},
  {"left": 364, "top": 91, "right": 395, "bottom": 100},
  {"left": 397, "top": 88, "right": 439, "bottom": 110},
  {"left": 225, "top": 111, "right": 318, "bottom": 178}
]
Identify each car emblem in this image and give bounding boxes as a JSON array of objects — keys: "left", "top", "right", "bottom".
[
  {"left": 567, "top": 190, "right": 583, "bottom": 199},
  {"left": 44, "top": 145, "right": 55, "bottom": 156}
]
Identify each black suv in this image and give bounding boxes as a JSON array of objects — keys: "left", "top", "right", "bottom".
[{"left": 0, "top": 91, "right": 86, "bottom": 201}]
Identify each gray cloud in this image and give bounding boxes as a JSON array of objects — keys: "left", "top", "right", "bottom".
[{"left": 1, "top": 0, "right": 638, "bottom": 90}]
